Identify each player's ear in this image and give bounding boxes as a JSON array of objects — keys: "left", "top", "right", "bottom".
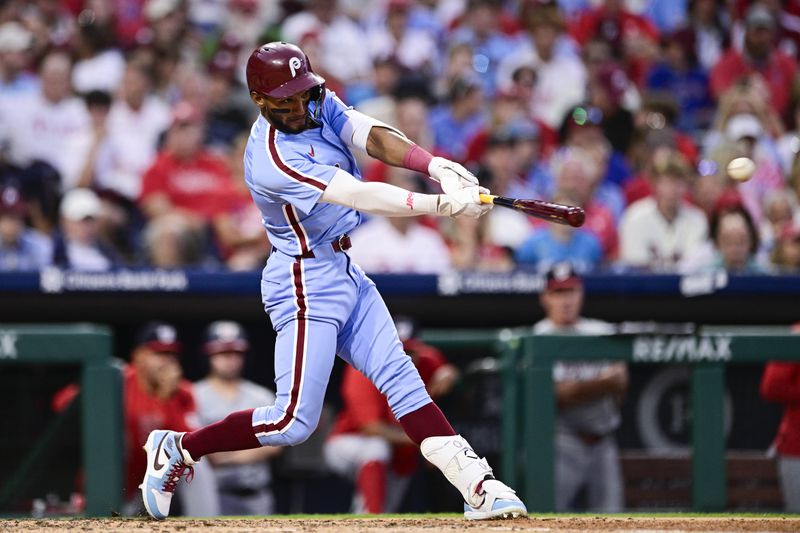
[{"left": 250, "top": 91, "right": 267, "bottom": 108}]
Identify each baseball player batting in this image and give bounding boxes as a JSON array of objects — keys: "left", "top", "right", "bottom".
[{"left": 140, "top": 41, "right": 526, "bottom": 520}]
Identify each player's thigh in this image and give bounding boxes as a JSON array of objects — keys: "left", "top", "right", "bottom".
[
  {"left": 336, "top": 279, "right": 429, "bottom": 418},
  {"left": 324, "top": 434, "right": 391, "bottom": 479}
]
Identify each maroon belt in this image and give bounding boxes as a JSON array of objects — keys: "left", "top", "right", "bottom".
[{"left": 297, "top": 234, "right": 351, "bottom": 259}]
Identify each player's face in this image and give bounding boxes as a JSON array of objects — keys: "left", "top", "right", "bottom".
[
  {"left": 209, "top": 351, "right": 244, "bottom": 380},
  {"left": 541, "top": 287, "right": 583, "bottom": 327},
  {"left": 259, "top": 89, "right": 313, "bottom": 134}
]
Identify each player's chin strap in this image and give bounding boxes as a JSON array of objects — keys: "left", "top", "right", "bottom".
[
  {"left": 420, "top": 435, "right": 495, "bottom": 508},
  {"left": 308, "top": 84, "right": 325, "bottom": 125}
]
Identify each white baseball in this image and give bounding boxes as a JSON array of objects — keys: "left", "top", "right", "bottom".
[{"left": 726, "top": 157, "right": 756, "bottom": 182}]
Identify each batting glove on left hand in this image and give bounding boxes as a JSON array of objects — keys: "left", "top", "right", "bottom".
[
  {"left": 429, "top": 157, "right": 480, "bottom": 195},
  {"left": 437, "top": 186, "right": 493, "bottom": 219}
]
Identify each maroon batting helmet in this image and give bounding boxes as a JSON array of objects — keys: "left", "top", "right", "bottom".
[{"left": 246, "top": 41, "right": 325, "bottom": 98}]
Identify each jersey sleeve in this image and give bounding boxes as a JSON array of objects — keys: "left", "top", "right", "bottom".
[{"left": 321, "top": 89, "right": 352, "bottom": 139}]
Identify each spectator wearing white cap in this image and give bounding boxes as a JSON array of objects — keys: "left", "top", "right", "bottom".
[
  {"left": 53, "top": 188, "right": 119, "bottom": 271},
  {"left": 0, "top": 21, "right": 38, "bottom": 96}
]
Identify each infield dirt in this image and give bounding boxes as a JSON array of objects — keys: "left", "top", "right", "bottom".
[{"left": 2, "top": 516, "right": 799, "bottom": 533}]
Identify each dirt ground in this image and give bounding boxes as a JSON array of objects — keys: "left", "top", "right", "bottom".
[{"left": 1, "top": 516, "right": 799, "bottom": 533}]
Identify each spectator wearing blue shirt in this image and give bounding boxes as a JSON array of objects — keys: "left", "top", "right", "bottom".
[
  {"left": 449, "top": 0, "right": 519, "bottom": 96},
  {"left": 646, "top": 28, "right": 714, "bottom": 133},
  {"left": 429, "top": 76, "right": 487, "bottom": 162},
  {"left": 0, "top": 184, "right": 52, "bottom": 271},
  {"left": 515, "top": 192, "right": 603, "bottom": 272}
]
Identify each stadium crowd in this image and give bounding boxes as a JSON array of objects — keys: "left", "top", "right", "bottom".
[{"left": 2, "top": 0, "right": 800, "bottom": 275}]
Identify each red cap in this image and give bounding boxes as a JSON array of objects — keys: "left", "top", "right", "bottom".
[
  {"left": 135, "top": 321, "right": 182, "bottom": 354},
  {"left": 545, "top": 262, "right": 582, "bottom": 291},
  {"left": 0, "top": 185, "right": 26, "bottom": 217}
]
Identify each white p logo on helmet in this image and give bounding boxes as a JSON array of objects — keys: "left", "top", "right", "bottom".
[{"left": 289, "top": 57, "right": 302, "bottom": 78}]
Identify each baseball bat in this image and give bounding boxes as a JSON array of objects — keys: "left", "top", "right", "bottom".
[{"left": 479, "top": 194, "right": 585, "bottom": 227}]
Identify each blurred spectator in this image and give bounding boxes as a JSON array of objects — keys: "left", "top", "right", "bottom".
[
  {"left": 710, "top": 4, "right": 799, "bottom": 121},
  {"left": 144, "top": 0, "right": 190, "bottom": 57},
  {"left": 447, "top": 214, "right": 515, "bottom": 272},
  {"left": 478, "top": 132, "right": 534, "bottom": 251},
  {"left": 680, "top": 203, "right": 767, "bottom": 274},
  {"left": 771, "top": 222, "right": 800, "bottom": 272},
  {"left": 70, "top": 9, "right": 125, "bottom": 94},
  {"left": 569, "top": 0, "right": 660, "bottom": 84},
  {"left": 497, "top": 4, "right": 586, "bottom": 129},
  {"left": 349, "top": 168, "right": 451, "bottom": 274},
  {"left": 138, "top": 101, "right": 246, "bottom": 267},
  {"left": 365, "top": 0, "right": 439, "bottom": 75},
  {"left": 24, "top": 0, "right": 75, "bottom": 52},
  {"left": 0, "top": 51, "right": 90, "bottom": 185},
  {"left": 760, "top": 190, "right": 799, "bottom": 256},
  {"left": 619, "top": 151, "right": 708, "bottom": 271},
  {"left": 645, "top": 28, "right": 715, "bottom": 133},
  {"left": 324, "top": 315, "right": 459, "bottom": 514},
  {"left": 515, "top": 191, "right": 602, "bottom": 273},
  {"left": 778, "top": 100, "right": 800, "bottom": 174},
  {"left": 194, "top": 321, "right": 281, "bottom": 515},
  {"left": 213, "top": 133, "right": 270, "bottom": 271},
  {"left": 429, "top": 76, "right": 487, "bottom": 162},
  {"left": 355, "top": 57, "right": 404, "bottom": 127},
  {"left": 686, "top": 0, "right": 730, "bottom": 72},
  {"left": 588, "top": 62, "right": 636, "bottom": 155},
  {"left": 719, "top": 113, "right": 784, "bottom": 224},
  {"left": 760, "top": 353, "right": 800, "bottom": 512},
  {"left": 205, "top": 48, "right": 253, "bottom": 151},
  {"left": 141, "top": 211, "right": 201, "bottom": 268},
  {"left": 63, "top": 89, "right": 112, "bottom": 192},
  {"left": 559, "top": 104, "right": 631, "bottom": 192},
  {"left": 53, "top": 187, "right": 119, "bottom": 271},
  {"left": 0, "top": 21, "right": 38, "bottom": 95},
  {"left": 532, "top": 262, "right": 625, "bottom": 512},
  {"left": 53, "top": 321, "right": 219, "bottom": 517},
  {"left": 448, "top": 0, "right": 519, "bottom": 96},
  {"left": 552, "top": 147, "right": 618, "bottom": 259},
  {"left": 0, "top": 183, "right": 52, "bottom": 271},
  {"left": 281, "top": 0, "right": 372, "bottom": 87}
]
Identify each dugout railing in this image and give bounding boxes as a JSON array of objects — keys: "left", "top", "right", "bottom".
[
  {"left": 0, "top": 324, "right": 121, "bottom": 517},
  {"left": 421, "top": 327, "right": 800, "bottom": 513}
]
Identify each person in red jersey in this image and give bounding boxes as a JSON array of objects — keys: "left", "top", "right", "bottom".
[{"left": 760, "top": 324, "right": 800, "bottom": 512}]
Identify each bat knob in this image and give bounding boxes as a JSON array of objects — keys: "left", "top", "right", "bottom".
[{"left": 567, "top": 207, "right": 585, "bottom": 228}]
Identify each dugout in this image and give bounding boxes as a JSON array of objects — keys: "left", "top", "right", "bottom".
[{"left": 0, "top": 270, "right": 798, "bottom": 515}]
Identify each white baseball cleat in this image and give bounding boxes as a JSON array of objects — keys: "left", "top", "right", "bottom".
[
  {"left": 139, "top": 430, "right": 196, "bottom": 520},
  {"left": 420, "top": 434, "right": 528, "bottom": 520},
  {"left": 463, "top": 478, "right": 528, "bottom": 520}
]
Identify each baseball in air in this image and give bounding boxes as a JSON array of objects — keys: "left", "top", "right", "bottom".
[{"left": 727, "top": 157, "right": 755, "bottom": 182}]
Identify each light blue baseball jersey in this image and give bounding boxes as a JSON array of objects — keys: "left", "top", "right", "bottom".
[
  {"left": 243, "top": 90, "right": 363, "bottom": 257},
  {"left": 242, "top": 89, "right": 432, "bottom": 449}
]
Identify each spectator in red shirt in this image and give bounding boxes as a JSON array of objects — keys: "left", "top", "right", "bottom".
[
  {"left": 569, "top": 0, "right": 660, "bottom": 85},
  {"left": 138, "top": 101, "right": 248, "bottom": 267},
  {"left": 760, "top": 328, "right": 800, "bottom": 512},
  {"left": 710, "top": 5, "right": 799, "bottom": 121},
  {"left": 323, "top": 316, "right": 459, "bottom": 514},
  {"left": 53, "top": 321, "right": 219, "bottom": 516}
]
